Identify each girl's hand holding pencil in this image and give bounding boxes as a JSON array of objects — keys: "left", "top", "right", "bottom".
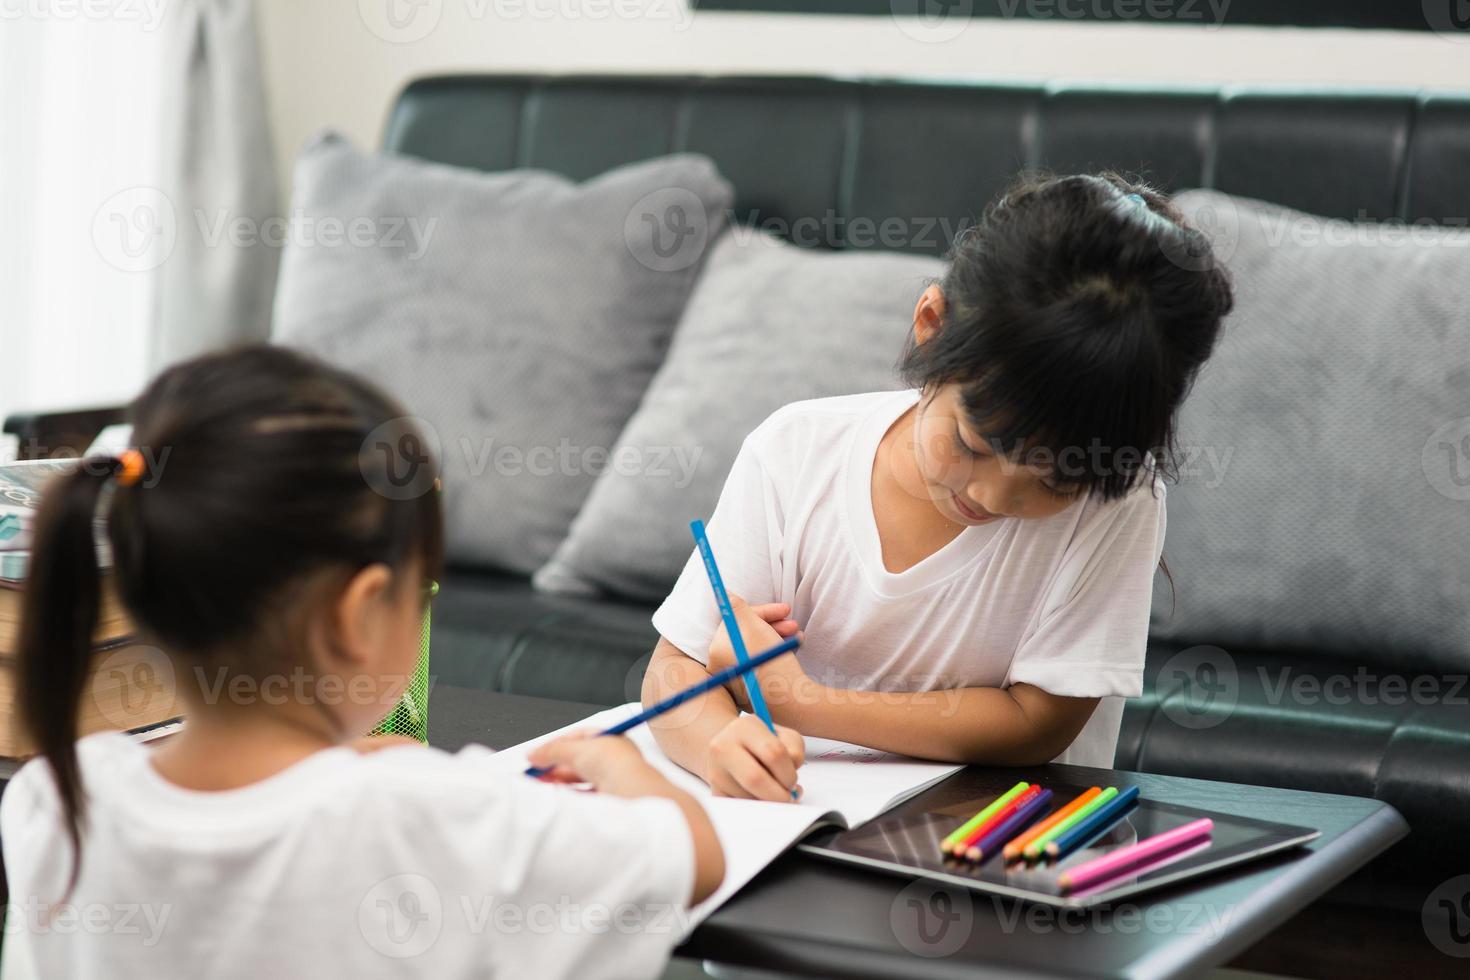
[
  {"left": 527, "top": 730, "right": 666, "bottom": 794},
  {"left": 703, "top": 597, "right": 814, "bottom": 801},
  {"left": 705, "top": 714, "right": 806, "bottom": 802},
  {"left": 707, "top": 595, "right": 813, "bottom": 720}
]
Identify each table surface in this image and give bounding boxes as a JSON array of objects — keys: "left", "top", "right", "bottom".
[{"left": 428, "top": 684, "right": 1408, "bottom": 980}]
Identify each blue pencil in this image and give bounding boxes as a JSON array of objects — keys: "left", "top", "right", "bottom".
[
  {"left": 524, "top": 635, "right": 801, "bottom": 778},
  {"left": 690, "top": 519, "right": 778, "bottom": 736},
  {"left": 1044, "top": 785, "right": 1142, "bottom": 860}
]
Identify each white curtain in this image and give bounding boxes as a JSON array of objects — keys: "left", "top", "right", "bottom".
[
  {"left": 151, "top": 0, "right": 280, "bottom": 371},
  {"left": 0, "top": 0, "right": 277, "bottom": 431}
]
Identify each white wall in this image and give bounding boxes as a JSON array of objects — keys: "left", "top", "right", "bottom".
[{"left": 256, "top": 2, "right": 1470, "bottom": 196}]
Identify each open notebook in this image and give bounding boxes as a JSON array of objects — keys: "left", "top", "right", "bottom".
[{"left": 481, "top": 702, "right": 964, "bottom": 928}]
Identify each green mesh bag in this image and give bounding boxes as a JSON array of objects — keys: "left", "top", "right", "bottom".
[{"left": 368, "top": 581, "right": 436, "bottom": 742}]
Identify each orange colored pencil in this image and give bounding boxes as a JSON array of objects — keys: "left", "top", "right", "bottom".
[{"left": 1002, "top": 787, "right": 1103, "bottom": 862}]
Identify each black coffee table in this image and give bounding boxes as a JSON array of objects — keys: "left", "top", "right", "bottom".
[{"left": 429, "top": 685, "right": 1409, "bottom": 980}]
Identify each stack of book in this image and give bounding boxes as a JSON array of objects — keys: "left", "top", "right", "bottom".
[{"left": 0, "top": 459, "right": 182, "bottom": 766}]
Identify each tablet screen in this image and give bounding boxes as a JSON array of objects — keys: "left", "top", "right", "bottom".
[{"left": 800, "top": 772, "right": 1319, "bottom": 908}]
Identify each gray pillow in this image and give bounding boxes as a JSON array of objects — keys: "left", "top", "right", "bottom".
[
  {"left": 1152, "top": 190, "right": 1470, "bottom": 671},
  {"left": 272, "top": 133, "right": 732, "bottom": 574},
  {"left": 534, "top": 230, "right": 943, "bottom": 601}
]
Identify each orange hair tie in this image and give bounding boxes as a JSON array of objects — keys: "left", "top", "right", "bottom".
[{"left": 115, "top": 450, "right": 146, "bottom": 487}]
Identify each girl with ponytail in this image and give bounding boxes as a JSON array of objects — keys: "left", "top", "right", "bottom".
[{"left": 2, "top": 346, "right": 722, "bottom": 979}]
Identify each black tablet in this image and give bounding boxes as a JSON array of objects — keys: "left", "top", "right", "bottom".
[{"left": 798, "top": 772, "right": 1320, "bottom": 909}]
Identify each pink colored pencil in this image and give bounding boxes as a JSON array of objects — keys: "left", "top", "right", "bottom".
[{"left": 1058, "top": 818, "right": 1214, "bottom": 893}]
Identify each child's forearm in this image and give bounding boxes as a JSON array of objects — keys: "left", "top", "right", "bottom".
[
  {"left": 642, "top": 638, "right": 741, "bottom": 782},
  {"left": 663, "top": 787, "right": 726, "bottom": 905},
  {"left": 793, "top": 682, "right": 1098, "bottom": 766}
]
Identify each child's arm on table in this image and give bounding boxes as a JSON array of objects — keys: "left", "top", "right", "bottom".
[
  {"left": 643, "top": 602, "right": 806, "bottom": 803},
  {"left": 708, "top": 597, "right": 1099, "bottom": 766},
  {"left": 794, "top": 682, "right": 1096, "bottom": 765},
  {"left": 528, "top": 731, "right": 726, "bottom": 905}
]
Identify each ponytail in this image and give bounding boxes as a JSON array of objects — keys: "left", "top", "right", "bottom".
[
  {"left": 16, "top": 455, "right": 122, "bottom": 898},
  {"left": 13, "top": 346, "right": 448, "bottom": 902}
]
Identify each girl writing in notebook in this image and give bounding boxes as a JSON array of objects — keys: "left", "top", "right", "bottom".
[
  {"left": 2, "top": 347, "right": 722, "bottom": 979},
  {"left": 644, "top": 174, "right": 1233, "bottom": 802}
]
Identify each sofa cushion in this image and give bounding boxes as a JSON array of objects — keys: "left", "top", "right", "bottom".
[
  {"left": 534, "top": 230, "right": 943, "bottom": 601},
  {"left": 1149, "top": 191, "right": 1470, "bottom": 675},
  {"left": 272, "top": 133, "right": 732, "bottom": 574}
]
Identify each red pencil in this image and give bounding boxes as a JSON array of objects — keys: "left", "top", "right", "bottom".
[{"left": 950, "top": 784, "right": 1045, "bottom": 855}]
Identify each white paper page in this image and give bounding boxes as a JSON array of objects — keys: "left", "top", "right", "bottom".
[{"left": 477, "top": 703, "right": 963, "bottom": 929}]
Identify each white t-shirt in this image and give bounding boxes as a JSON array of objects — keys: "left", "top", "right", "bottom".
[
  {"left": 652, "top": 390, "right": 1167, "bottom": 768},
  {"left": 0, "top": 734, "right": 693, "bottom": 980}
]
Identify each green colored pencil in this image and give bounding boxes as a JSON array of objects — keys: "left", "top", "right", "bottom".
[
  {"left": 941, "top": 782, "right": 1029, "bottom": 854},
  {"left": 1023, "top": 786, "right": 1119, "bottom": 860}
]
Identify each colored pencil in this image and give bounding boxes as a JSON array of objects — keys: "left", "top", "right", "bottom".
[
  {"left": 964, "top": 788, "right": 1054, "bottom": 862},
  {"left": 1023, "top": 786, "right": 1118, "bottom": 860},
  {"left": 691, "top": 519, "right": 796, "bottom": 801},
  {"left": 953, "top": 784, "right": 1045, "bottom": 854},
  {"left": 940, "top": 781, "right": 1029, "bottom": 854},
  {"left": 1058, "top": 817, "right": 1213, "bottom": 892},
  {"left": 524, "top": 635, "right": 801, "bottom": 778},
  {"left": 691, "top": 520, "right": 777, "bottom": 734},
  {"left": 1003, "top": 787, "right": 1103, "bottom": 862},
  {"left": 1044, "top": 785, "right": 1142, "bottom": 860}
]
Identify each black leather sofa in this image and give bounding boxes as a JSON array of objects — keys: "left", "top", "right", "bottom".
[{"left": 10, "top": 74, "right": 1468, "bottom": 954}]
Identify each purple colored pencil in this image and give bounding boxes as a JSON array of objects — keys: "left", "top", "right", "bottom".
[{"left": 965, "top": 788, "right": 1054, "bottom": 862}]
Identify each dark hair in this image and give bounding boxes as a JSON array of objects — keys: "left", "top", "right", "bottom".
[
  {"left": 17, "top": 345, "right": 445, "bottom": 897},
  {"left": 900, "top": 173, "right": 1234, "bottom": 601},
  {"left": 899, "top": 168, "right": 1234, "bottom": 499}
]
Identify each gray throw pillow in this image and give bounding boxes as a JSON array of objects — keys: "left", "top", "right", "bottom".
[
  {"left": 534, "top": 230, "right": 943, "bottom": 601},
  {"left": 1153, "top": 190, "right": 1470, "bottom": 671},
  {"left": 272, "top": 133, "right": 732, "bottom": 574}
]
